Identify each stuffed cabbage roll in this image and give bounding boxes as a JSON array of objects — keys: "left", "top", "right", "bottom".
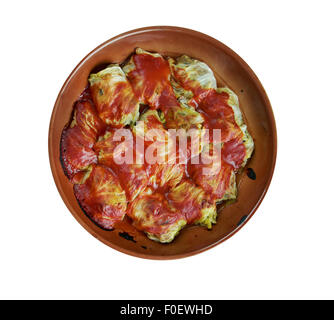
[
  {"left": 89, "top": 65, "right": 140, "bottom": 127},
  {"left": 93, "top": 129, "right": 149, "bottom": 202},
  {"left": 132, "top": 110, "right": 185, "bottom": 190},
  {"left": 74, "top": 164, "right": 127, "bottom": 229},
  {"left": 189, "top": 87, "right": 254, "bottom": 167},
  {"left": 169, "top": 55, "right": 217, "bottom": 97},
  {"left": 123, "top": 48, "right": 179, "bottom": 110},
  {"left": 167, "top": 179, "right": 217, "bottom": 228},
  {"left": 60, "top": 99, "right": 105, "bottom": 179},
  {"left": 188, "top": 144, "right": 237, "bottom": 202},
  {"left": 128, "top": 190, "right": 186, "bottom": 243}
]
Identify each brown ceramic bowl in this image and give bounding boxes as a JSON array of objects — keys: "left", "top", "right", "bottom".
[{"left": 49, "top": 26, "right": 277, "bottom": 259}]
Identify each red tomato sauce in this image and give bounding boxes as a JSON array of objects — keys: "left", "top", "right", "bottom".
[
  {"left": 128, "top": 52, "right": 179, "bottom": 110},
  {"left": 189, "top": 89, "right": 246, "bottom": 169}
]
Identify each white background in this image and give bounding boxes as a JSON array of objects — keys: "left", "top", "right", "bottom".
[{"left": 0, "top": 0, "right": 333, "bottom": 300}]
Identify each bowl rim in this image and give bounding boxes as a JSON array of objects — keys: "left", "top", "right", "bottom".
[{"left": 48, "top": 25, "right": 277, "bottom": 260}]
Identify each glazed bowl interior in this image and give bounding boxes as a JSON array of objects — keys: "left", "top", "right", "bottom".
[{"left": 49, "top": 26, "right": 276, "bottom": 259}]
